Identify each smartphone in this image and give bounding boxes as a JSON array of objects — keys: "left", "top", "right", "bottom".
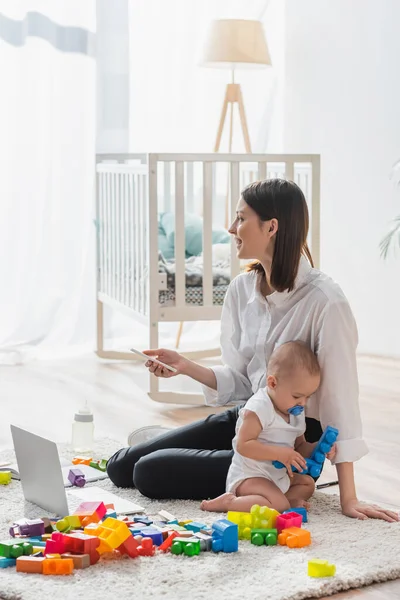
[{"left": 130, "top": 348, "right": 177, "bottom": 373}]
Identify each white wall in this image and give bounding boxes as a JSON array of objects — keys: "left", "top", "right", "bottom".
[{"left": 283, "top": 0, "right": 400, "bottom": 357}]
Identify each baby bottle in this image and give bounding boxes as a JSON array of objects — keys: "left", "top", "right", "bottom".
[{"left": 71, "top": 402, "right": 94, "bottom": 453}]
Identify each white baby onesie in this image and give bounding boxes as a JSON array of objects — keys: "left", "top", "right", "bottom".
[{"left": 226, "top": 388, "right": 306, "bottom": 494}]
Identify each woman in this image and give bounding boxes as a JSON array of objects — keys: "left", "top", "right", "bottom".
[{"left": 107, "top": 178, "right": 398, "bottom": 522}]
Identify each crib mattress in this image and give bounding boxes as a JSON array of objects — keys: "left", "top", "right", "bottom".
[{"left": 159, "top": 284, "right": 228, "bottom": 306}]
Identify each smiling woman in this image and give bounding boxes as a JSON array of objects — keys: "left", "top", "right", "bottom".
[{"left": 106, "top": 177, "right": 398, "bottom": 524}]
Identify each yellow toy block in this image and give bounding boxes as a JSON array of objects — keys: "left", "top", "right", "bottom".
[
  {"left": 46, "top": 553, "right": 61, "bottom": 559},
  {"left": 250, "top": 505, "right": 280, "bottom": 529},
  {"left": 97, "top": 518, "right": 130, "bottom": 549},
  {"left": 227, "top": 511, "right": 253, "bottom": 540},
  {"left": 97, "top": 538, "right": 113, "bottom": 555},
  {"left": 178, "top": 520, "right": 193, "bottom": 527},
  {"left": 0, "top": 471, "right": 12, "bottom": 485},
  {"left": 56, "top": 516, "right": 82, "bottom": 532},
  {"left": 84, "top": 523, "right": 102, "bottom": 536},
  {"left": 308, "top": 559, "right": 336, "bottom": 577}
]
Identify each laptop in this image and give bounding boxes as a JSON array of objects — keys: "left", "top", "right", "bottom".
[{"left": 10, "top": 425, "right": 144, "bottom": 517}]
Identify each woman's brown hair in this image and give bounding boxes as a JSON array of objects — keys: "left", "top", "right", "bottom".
[{"left": 243, "top": 178, "right": 314, "bottom": 292}]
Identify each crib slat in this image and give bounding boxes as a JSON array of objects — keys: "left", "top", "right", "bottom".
[
  {"left": 230, "top": 162, "right": 241, "bottom": 279},
  {"left": 133, "top": 174, "right": 139, "bottom": 313},
  {"left": 174, "top": 161, "right": 186, "bottom": 308},
  {"left": 202, "top": 162, "right": 213, "bottom": 306},
  {"left": 138, "top": 173, "right": 144, "bottom": 315},
  {"left": 140, "top": 172, "right": 147, "bottom": 315},
  {"left": 311, "top": 156, "right": 320, "bottom": 268},
  {"left": 285, "top": 160, "right": 294, "bottom": 182},
  {"left": 258, "top": 162, "right": 267, "bottom": 180},
  {"left": 106, "top": 172, "right": 112, "bottom": 298},
  {"left": 129, "top": 173, "right": 134, "bottom": 310},
  {"left": 97, "top": 171, "right": 103, "bottom": 294}
]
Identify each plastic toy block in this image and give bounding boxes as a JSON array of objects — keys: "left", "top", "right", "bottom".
[
  {"left": 97, "top": 517, "right": 131, "bottom": 549},
  {"left": 178, "top": 519, "right": 193, "bottom": 527},
  {"left": 137, "top": 537, "right": 155, "bottom": 557},
  {"left": 194, "top": 532, "right": 213, "bottom": 552},
  {"left": 42, "top": 533, "right": 52, "bottom": 541},
  {"left": 25, "top": 539, "right": 46, "bottom": 547},
  {"left": 0, "top": 540, "right": 33, "bottom": 558},
  {"left": 0, "top": 557, "right": 16, "bottom": 568},
  {"left": 16, "top": 556, "right": 45, "bottom": 573},
  {"left": 133, "top": 535, "right": 143, "bottom": 544},
  {"left": 56, "top": 515, "right": 82, "bottom": 532},
  {"left": 226, "top": 511, "right": 253, "bottom": 540},
  {"left": 212, "top": 520, "right": 239, "bottom": 553},
  {"left": 251, "top": 528, "right": 278, "bottom": 546},
  {"left": 63, "top": 532, "right": 100, "bottom": 563},
  {"left": 46, "top": 553, "right": 62, "bottom": 559},
  {"left": 184, "top": 521, "right": 208, "bottom": 533},
  {"left": 278, "top": 527, "right": 311, "bottom": 548},
  {"left": 0, "top": 471, "right": 11, "bottom": 485},
  {"left": 139, "top": 527, "right": 163, "bottom": 546},
  {"left": 43, "top": 558, "right": 74, "bottom": 575},
  {"left": 117, "top": 535, "right": 139, "bottom": 558},
  {"left": 273, "top": 426, "right": 339, "bottom": 477},
  {"left": 32, "top": 548, "right": 45, "bottom": 555},
  {"left": 158, "top": 510, "right": 177, "bottom": 522},
  {"left": 285, "top": 507, "right": 308, "bottom": 523},
  {"left": 165, "top": 524, "right": 188, "bottom": 533},
  {"left": 171, "top": 537, "right": 201, "bottom": 557},
  {"left": 276, "top": 512, "right": 303, "bottom": 533},
  {"left": 72, "top": 456, "right": 92, "bottom": 465},
  {"left": 167, "top": 519, "right": 179, "bottom": 525},
  {"left": 171, "top": 529, "right": 194, "bottom": 539},
  {"left": 158, "top": 532, "right": 179, "bottom": 553},
  {"left": 68, "top": 468, "right": 86, "bottom": 487},
  {"left": 10, "top": 518, "right": 45, "bottom": 538},
  {"left": 250, "top": 505, "right": 280, "bottom": 529},
  {"left": 61, "top": 552, "right": 91, "bottom": 569},
  {"left": 103, "top": 508, "right": 117, "bottom": 520},
  {"left": 308, "top": 559, "right": 336, "bottom": 577},
  {"left": 74, "top": 501, "right": 107, "bottom": 525},
  {"left": 133, "top": 516, "right": 153, "bottom": 526},
  {"left": 45, "top": 532, "right": 65, "bottom": 555},
  {"left": 128, "top": 527, "right": 143, "bottom": 536},
  {"left": 97, "top": 538, "right": 114, "bottom": 555}
]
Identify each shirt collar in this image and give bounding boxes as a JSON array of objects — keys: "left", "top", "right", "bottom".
[{"left": 247, "top": 254, "right": 312, "bottom": 307}]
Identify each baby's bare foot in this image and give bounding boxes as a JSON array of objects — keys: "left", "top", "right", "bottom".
[
  {"left": 200, "top": 493, "right": 236, "bottom": 512},
  {"left": 290, "top": 498, "right": 310, "bottom": 510}
]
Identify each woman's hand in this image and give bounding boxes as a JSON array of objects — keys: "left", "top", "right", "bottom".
[
  {"left": 341, "top": 498, "right": 399, "bottom": 522},
  {"left": 274, "top": 447, "right": 307, "bottom": 477},
  {"left": 142, "top": 348, "right": 187, "bottom": 378}
]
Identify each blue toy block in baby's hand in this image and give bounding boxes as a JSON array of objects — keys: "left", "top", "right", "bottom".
[{"left": 272, "top": 426, "right": 339, "bottom": 477}]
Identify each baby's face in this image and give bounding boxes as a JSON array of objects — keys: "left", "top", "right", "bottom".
[{"left": 267, "top": 368, "right": 320, "bottom": 416}]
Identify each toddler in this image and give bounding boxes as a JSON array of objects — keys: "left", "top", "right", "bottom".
[{"left": 201, "top": 341, "right": 336, "bottom": 513}]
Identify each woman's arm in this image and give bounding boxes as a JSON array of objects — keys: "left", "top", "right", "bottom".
[{"left": 315, "top": 300, "right": 398, "bottom": 522}]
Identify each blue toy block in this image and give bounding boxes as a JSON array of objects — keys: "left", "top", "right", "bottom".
[
  {"left": 128, "top": 527, "right": 143, "bottom": 536},
  {"left": 283, "top": 507, "right": 308, "bottom": 523},
  {"left": 185, "top": 521, "right": 208, "bottom": 533},
  {"left": 0, "top": 557, "right": 16, "bottom": 568},
  {"left": 211, "top": 519, "right": 238, "bottom": 553},
  {"left": 133, "top": 516, "right": 153, "bottom": 526},
  {"left": 273, "top": 426, "right": 339, "bottom": 477},
  {"left": 140, "top": 526, "right": 163, "bottom": 546}
]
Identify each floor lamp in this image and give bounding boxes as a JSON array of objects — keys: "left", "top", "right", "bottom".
[{"left": 175, "top": 20, "right": 271, "bottom": 350}]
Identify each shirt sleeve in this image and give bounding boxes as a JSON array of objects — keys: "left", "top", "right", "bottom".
[
  {"left": 241, "top": 392, "right": 275, "bottom": 429},
  {"left": 202, "top": 279, "right": 253, "bottom": 407},
  {"left": 314, "top": 299, "right": 368, "bottom": 464}
]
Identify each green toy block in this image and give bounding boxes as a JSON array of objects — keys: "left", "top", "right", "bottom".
[
  {"left": 0, "top": 540, "right": 33, "bottom": 559},
  {"left": 250, "top": 529, "right": 278, "bottom": 546},
  {"left": 171, "top": 537, "right": 201, "bottom": 556}
]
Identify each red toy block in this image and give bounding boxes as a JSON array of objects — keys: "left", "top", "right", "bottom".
[
  {"left": 137, "top": 537, "right": 155, "bottom": 557},
  {"left": 118, "top": 535, "right": 139, "bottom": 558},
  {"left": 276, "top": 512, "right": 303, "bottom": 533},
  {"left": 63, "top": 532, "right": 100, "bottom": 564},
  {"left": 45, "top": 532, "right": 65, "bottom": 555},
  {"left": 158, "top": 532, "right": 179, "bottom": 553},
  {"left": 73, "top": 501, "right": 106, "bottom": 526}
]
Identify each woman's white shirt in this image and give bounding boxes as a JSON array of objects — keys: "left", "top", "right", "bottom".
[{"left": 202, "top": 256, "right": 368, "bottom": 465}]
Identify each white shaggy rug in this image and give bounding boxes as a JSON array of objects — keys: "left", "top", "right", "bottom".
[{"left": 0, "top": 438, "right": 399, "bottom": 600}]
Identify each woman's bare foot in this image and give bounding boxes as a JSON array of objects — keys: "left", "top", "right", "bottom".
[
  {"left": 289, "top": 498, "right": 311, "bottom": 510},
  {"left": 200, "top": 493, "right": 236, "bottom": 512}
]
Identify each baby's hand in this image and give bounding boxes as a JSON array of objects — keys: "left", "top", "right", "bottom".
[
  {"left": 326, "top": 443, "right": 337, "bottom": 462},
  {"left": 274, "top": 447, "right": 307, "bottom": 477}
]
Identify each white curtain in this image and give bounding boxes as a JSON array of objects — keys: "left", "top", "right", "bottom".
[
  {"left": 0, "top": 0, "right": 283, "bottom": 362},
  {"left": 0, "top": 1, "right": 96, "bottom": 363}
]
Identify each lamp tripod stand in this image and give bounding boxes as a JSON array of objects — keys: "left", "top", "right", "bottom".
[{"left": 214, "top": 71, "right": 252, "bottom": 154}]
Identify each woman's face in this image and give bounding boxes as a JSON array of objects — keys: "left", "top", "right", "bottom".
[{"left": 228, "top": 197, "right": 276, "bottom": 261}]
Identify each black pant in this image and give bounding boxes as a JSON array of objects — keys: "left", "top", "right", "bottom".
[{"left": 106, "top": 405, "right": 322, "bottom": 500}]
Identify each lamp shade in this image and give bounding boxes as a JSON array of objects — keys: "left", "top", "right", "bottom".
[{"left": 201, "top": 19, "right": 271, "bottom": 69}]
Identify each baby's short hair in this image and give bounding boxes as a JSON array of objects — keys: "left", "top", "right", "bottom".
[{"left": 267, "top": 341, "right": 320, "bottom": 378}]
